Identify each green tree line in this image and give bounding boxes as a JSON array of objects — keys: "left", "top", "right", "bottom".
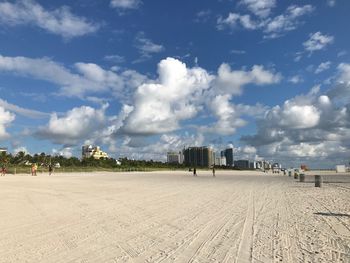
[{"left": 0, "top": 151, "right": 186, "bottom": 170}]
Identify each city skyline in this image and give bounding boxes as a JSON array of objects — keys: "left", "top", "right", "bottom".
[{"left": 0, "top": 0, "right": 350, "bottom": 168}]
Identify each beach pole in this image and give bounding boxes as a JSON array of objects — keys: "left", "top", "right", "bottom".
[
  {"left": 299, "top": 173, "right": 305, "bottom": 182},
  {"left": 315, "top": 175, "right": 323, "bottom": 187}
]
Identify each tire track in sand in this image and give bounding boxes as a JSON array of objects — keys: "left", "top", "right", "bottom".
[{"left": 236, "top": 190, "right": 255, "bottom": 263}]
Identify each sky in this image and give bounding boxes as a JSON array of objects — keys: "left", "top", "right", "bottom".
[{"left": 0, "top": 0, "right": 349, "bottom": 168}]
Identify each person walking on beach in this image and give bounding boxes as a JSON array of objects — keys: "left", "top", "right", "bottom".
[
  {"left": 48, "top": 164, "right": 53, "bottom": 176},
  {"left": 212, "top": 166, "right": 215, "bottom": 177},
  {"left": 31, "top": 163, "right": 37, "bottom": 176},
  {"left": 1, "top": 164, "right": 6, "bottom": 176},
  {"left": 193, "top": 167, "right": 197, "bottom": 176}
]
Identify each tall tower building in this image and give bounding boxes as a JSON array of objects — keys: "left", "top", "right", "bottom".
[
  {"left": 183, "top": 146, "right": 214, "bottom": 168},
  {"left": 221, "top": 148, "right": 234, "bottom": 166}
]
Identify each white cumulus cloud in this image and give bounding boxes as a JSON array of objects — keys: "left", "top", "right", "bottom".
[
  {"left": 217, "top": 4, "right": 313, "bottom": 39},
  {"left": 134, "top": 32, "right": 165, "bottom": 61},
  {"left": 327, "top": 63, "right": 350, "bottom": 101},
  {"left": 275, "top": 103, "right": 320, "bottom": 129},
  {"left": 214, "top": 63, "right": 281, "bottom": 95},
  {"left": 110, "top": 0, "right": 141, "bottom": 10},
  {"left": 0, "top": 54, "right": 147, "bottom": 100},
  {"left": 263, "top": 5, "right": 314, "bottom": 38},
  {"left": 303, "top": 32, "right": 334, "bottom": 53},
  {"left": 242, "top": 75, "right": 350, "bottom": 167},
  {"left": 202, "top": 94, "right": 247, "bottom": 135},
  {"left": 122, "top": 58, "right": 280, "bottom": 136},
  {"left": 315, "top": 61, "right": 331, "bottom": 74},
  {"left": 37, "top": 105, "right": 107, "bottom": 145},
  {"left": 0, "top": 0, "right": 100, "bottom": 39},
  {"left": 217, "top": 13, "right": 257, "bottom": 30},
  {"left": 288, "top": 75, "right": 303, "bottom": 84},
  {"left": 122, "top": 57, "right": 213, "bottom": 135},
  {"left": 327, "top": 0, "right": 336, "bottom": 7},
  {"left": 0, "top": 106, "right": 15, "bottom": 140},
  {"left": 239, "top": 0, "right": 276, "bottom": 18},
  {"left": 0, "top": 98, "right": 49, "bottom": 119}
]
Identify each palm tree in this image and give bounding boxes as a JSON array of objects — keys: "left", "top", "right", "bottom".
[{"left": 14, "top": 151, "right": 26, "bottom": 164}]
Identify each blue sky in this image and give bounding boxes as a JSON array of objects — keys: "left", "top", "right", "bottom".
[{"left": 0, "top": 0, "right": 349, "bottom": 168}]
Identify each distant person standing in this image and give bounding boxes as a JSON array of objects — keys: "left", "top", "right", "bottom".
[
  {"left": 193, "top": 168, "right": 197, "bottom": 176},
  {"left": 48, "top": 164, "right": 53, "bottom": 176},
  {"left": 212, "top": 166, "right": 215, "bottom": 177},
  {"left": 1, "top": 164, "right": 6, "bottom": 176},
  {"left": 31, "top": 163, "right": 37, "bottom": 176}
]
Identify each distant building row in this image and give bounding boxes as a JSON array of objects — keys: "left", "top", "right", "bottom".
[{"left": 167, "top": 147, "right": 280, "bottom": 170}]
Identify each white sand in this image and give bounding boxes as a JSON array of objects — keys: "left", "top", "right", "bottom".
[{"left": 0, "top": 170, "right": 349, "bottom": 262}]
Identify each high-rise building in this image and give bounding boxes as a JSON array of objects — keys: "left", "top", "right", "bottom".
[
  {"left": 215, "top": 156, "right": 226, "bottom": 166},
  {"left": 234, "top": 160, "right": 250, "bottom": 169},
  {"left": 183, "top": 146, "right": 214, "bottom": 168},
  {"left": 221, "top": 148, "right": 234, "bottom": 166},
  {"left": 82, "top": 145, "right": 108, "bottom": 159},
  {"left": 167, "top": 151, "right": 183, "bottom": 164}
]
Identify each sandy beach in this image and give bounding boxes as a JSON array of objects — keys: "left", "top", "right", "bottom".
[{"left": 0, "top": 170, "right": 349, "bottom": 262}]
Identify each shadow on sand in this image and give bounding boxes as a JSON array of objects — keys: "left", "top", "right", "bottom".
[{"left": 314, "top": 212, "right": 350, "bottom": 218}]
